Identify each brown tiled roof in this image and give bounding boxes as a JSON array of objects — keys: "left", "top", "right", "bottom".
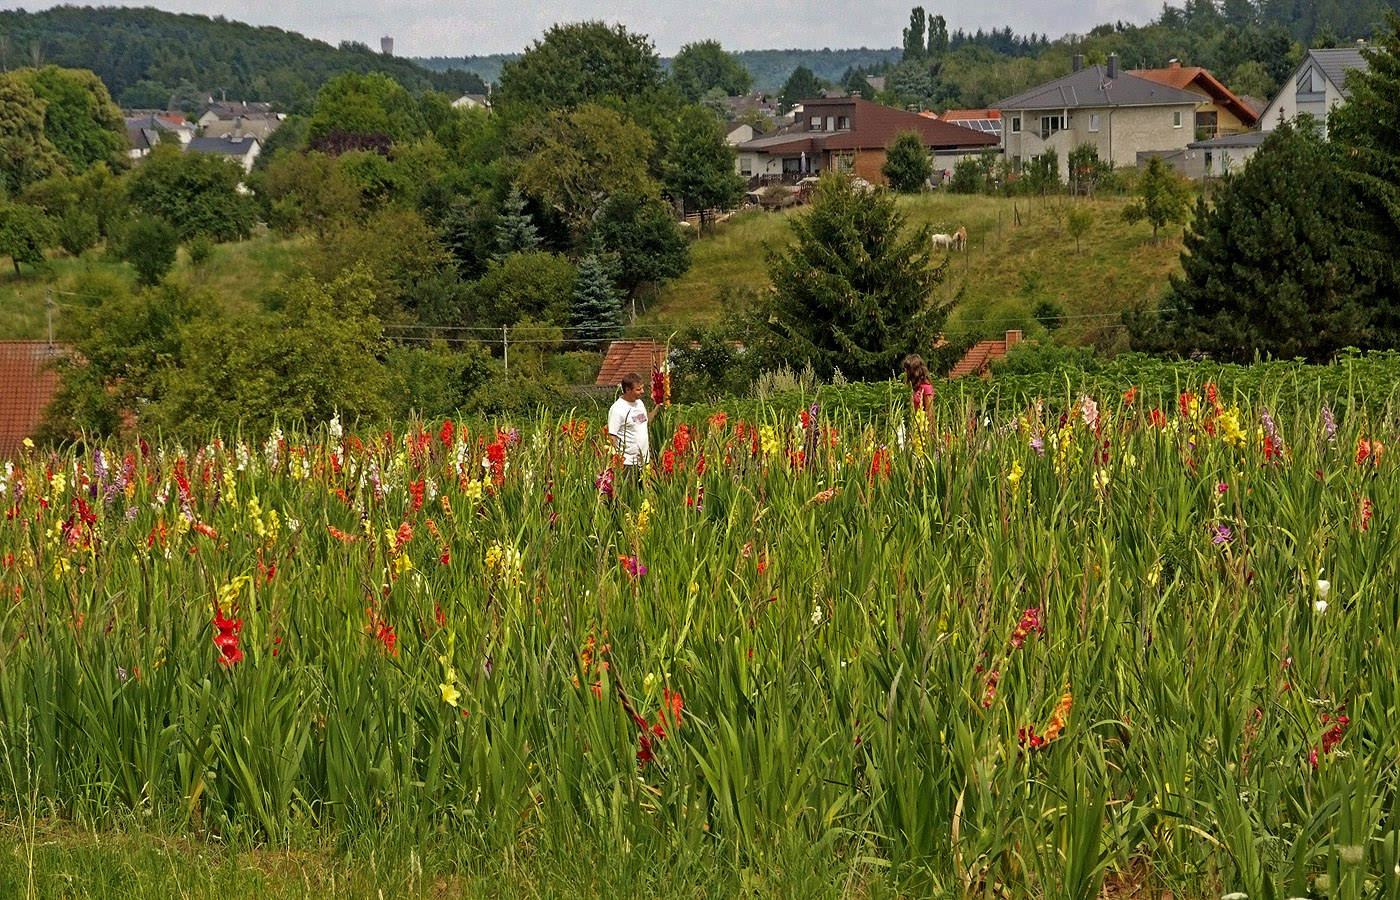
[
  {"left": 595, "top": 340, "right": 667, "bottom": 387},
  {"left": 947, "top": 331, "right": 1024, "bottom": 379},
  {"left": 0, "top": 341, "right": 63, "bottom": 457},
  {"left": 940, "top": 108, "right": 1001, "bottom": 120},
  {"left": 1132, "top": 65, "right": 1259, "bottom": 126},
  {"left": 738, "top": 97, "right": 998, "bottom": 155}
]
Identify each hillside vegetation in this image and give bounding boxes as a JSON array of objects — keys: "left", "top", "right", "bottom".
[
  {"left": 645, "top": 193, "right": 1187, "bottom": 350},
  {"left": 0, "top": 7, "right": 484, "bottom": 112}
]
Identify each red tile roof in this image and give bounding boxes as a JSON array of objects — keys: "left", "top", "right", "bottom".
[
  {"left": 1132, "top": 65, "right": 1259, "bottom": 127},
  {"left": 0, "top": 341, "right": 63, "bottom": 457},
  {"left": 595, "top": 340, "right": 667, "bottom": 387},
  {"left": 947, "top": 331, "right": 1024, "bottom": 379},
  {"left": 740, "top": 97, "right": 999, "bottom": 155},
  {"left": 939, "top": 108, "right": 1001, "bottom": 120}
]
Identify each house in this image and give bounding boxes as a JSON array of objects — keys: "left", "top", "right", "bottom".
[
  {"left": 124, "top": 112, "right": 195, "bottom": 158},
  {"left": 185, "top": 136, "right": 262, "bottom": 173},
  {"left": 452, "top": 93, "right": 490, "bottom": 110},
  {"left": 197, "top": 102, "right": 282, "bottom": 141},
  {"left": 726, "top": 123, "right": 755, "bottom": 146},
  {"left": 1259, "top": 46, "right": 1369, "bottom": 136},
  {"left": 948, "top": 331, "right": 1023, "bottom": 379},
  {"left": 0, "top": 341, "right": 63, "bottom": 458},
  {"left": 993, "top": 53, "right": 1201, "bottom": 180},
  {"left": 1132, "top": 61, "right": 1259, "bottom": 138},
  {"left": 125, "top": 123, "right": 162, "bottom": 159},
  {"left": 864, "top": 76, "right": 886, "bottom": 93},
  {"left": 595, "top": 340, "right": 667, "bottom": 388},
  {"left": 733, "top": 96, "right": 998, "bottom": 185},
  {"left": 1187, "top": 130, "right": 1270, "bottom": 176}
]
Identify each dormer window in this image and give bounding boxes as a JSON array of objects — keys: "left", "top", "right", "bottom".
[
  {"left": 837, "top": 115, "right": 850, "bottom": 129},
  {"left": 810, "top": 116, "right": 822, "bottom": 130}
]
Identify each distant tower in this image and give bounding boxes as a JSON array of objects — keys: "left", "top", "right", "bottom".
[{"left": 380, "top": 36, "right": 394, "bottom": 55}]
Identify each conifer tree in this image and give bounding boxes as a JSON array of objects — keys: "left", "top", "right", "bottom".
[
  {"left": 1330, "top": 11, "right": 1400, "bottom": 326},
  {"left": 570, "top": 251, "right": 623, "bottom": 345},
  {"left": 754, "top": 173, "right": 947, "bottom": 380},
  {"left": 1131, "top": 120, "right": 1373, "bottom": 362},
  {"left": 495, "top": 187, "right": 541, "bottom": 255}
]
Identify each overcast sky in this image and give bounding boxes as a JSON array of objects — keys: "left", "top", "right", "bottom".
[{"left": 8, "top": 0, "right": 1164, "bottom": 56}]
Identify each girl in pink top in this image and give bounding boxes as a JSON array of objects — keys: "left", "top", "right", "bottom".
[{"left": 904, "top": 354, "right": 934, "bottom": 425}]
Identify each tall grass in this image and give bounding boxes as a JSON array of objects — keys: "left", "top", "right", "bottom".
[{"left": 1, "top": 380, "right": 1396, "bottom": 899}]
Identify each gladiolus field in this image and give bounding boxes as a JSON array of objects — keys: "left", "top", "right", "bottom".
[{"left": 3, "top": 386, "right": 1400, "bottom": 899}]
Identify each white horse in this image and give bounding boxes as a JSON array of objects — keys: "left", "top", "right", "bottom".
[{"left": 931, "top": 226, "right": 968, "bottom": 252}]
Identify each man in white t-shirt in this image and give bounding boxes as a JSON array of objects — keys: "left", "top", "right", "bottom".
[{"left": 607, "top": 372, "right": 650, "bottom": 473}]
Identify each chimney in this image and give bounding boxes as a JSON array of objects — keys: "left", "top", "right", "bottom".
[
  {"left": 1107, "top": 53, "right": 1119, "bottom": 79},
  {"left": 1005, "top": 330, "right": 1023, "bottom": 349},
  {"left": 1072, "top": 54, "right": 1084, "bottom": 72},
  {"left": 1168, "top": 58, "right": 1181, "bottom": 68},
  {"left": 1356, "top": 38, "right": 1367, "bottom": 47}
]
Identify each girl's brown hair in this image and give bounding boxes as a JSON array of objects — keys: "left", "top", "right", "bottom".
[{"left": 902, "top": 354, "right": 930, "bottom": 387}]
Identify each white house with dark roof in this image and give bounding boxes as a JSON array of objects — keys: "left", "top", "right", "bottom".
[
  {"left": 185, "top": 135, "right": 261, "bottom": 173},
  {"left": 993, "top": 53, "right": 1202, "bottom": 180},
  {"left": 1259, "top": 46, "right": 1369, "bottom": 136}
]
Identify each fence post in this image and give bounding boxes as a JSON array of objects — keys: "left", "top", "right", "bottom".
[{"left": 46, "top": 289, "right": 54, "bottom": 348}]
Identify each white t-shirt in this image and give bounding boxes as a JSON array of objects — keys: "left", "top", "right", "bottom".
[{"left": 607, "top": 398, "right": 650, "bottom": 465}]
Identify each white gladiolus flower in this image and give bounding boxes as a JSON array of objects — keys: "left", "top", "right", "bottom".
[
  {"left": 1316, "top": 579, "right": 1330, "bottom": 599},
  {"left": 811, "top": 604, "right": 823, "bottom": 626},
  {"left": 1314, "top": 599, "right": 1328, "bottom": 615}
]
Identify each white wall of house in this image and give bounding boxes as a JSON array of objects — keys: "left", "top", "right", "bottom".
[
  {"left": 1001, "top": 102, "right": 1198, "bottom": 178},
  {"left": 735, "top": 153, "right": 792, "bottom": 177},
  {"left": 1201, "top": 145, "right": 1261, "bottom": 176},
  {"left": 1259, "top": 63, "right": 1347, "bottom": 134}
]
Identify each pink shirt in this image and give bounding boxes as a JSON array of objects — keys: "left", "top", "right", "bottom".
[{"left": 912, "top": 382, "right": 934, "bottom": 408}]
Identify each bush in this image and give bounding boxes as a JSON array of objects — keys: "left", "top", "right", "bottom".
[
  {"left": 122, "top": 215, "right": 178, "bottom": 286},
  {"left": 949, "top": 157, "right": 983, "bottom": 194},
  {"left": 186, "top": 233, "right": 215, "bottom": 267},
  {"left": 55, "top": 208, "right": 98, "bottom": 257},
  {"left": 547, "top": 351, "right": 603, "bottom": 386},
  {"left": 881, "top": 131, "right": 934, "bottom": 193}
]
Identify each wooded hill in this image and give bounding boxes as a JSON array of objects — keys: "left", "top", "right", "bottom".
[{"left": 0, "top": 6, "right": 486, "bottom": 113}]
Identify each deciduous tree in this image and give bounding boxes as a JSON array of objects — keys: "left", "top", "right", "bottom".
[
  {"left": 497, "top": 22, "right": 665, "bottom": 113},
  {"left": 1122, "top": 156, "right": 1190, "bottom": 242},
  {"left": 516, "top": 103, "right": 658, "bottom": 237},
  {"left": 664, "top": 104, "right": 745, "bottom": 225},
  {"left": 882, "top": 130, "right": 933, "bottom": 192},
  {"left": 0, "top": 202, "right": 53, "bottom": 275},
  {"left": 671, "top": 40, "right": 753, "bottom": 102}
]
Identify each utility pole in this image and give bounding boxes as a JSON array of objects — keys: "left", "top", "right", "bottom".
[
  {"left": 46, "top": 289, "right": 54, "bottom": 348},
  {"left": 503, "top": 324, "right": 509, "bottom": 375}
]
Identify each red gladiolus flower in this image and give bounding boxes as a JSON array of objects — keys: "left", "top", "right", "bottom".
[
  {"left": 213, "top": 611, "right": 243, "bottom": 666},
  {"left": 440, "top": 420, "right": 455, "bottom": 447}
]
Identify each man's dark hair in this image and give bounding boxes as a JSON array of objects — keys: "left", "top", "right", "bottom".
[{"left": 621, "top": 372, "right": 644, "bottom": 392}]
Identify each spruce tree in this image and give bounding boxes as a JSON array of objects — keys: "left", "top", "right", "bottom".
[
  {"left": 755, "top": 173, "right": 948, "bottom": 380},
  {"left": 495, "top": 187, "right": 541, "bottom": 255},
  {"left": 1330, "top": 11, "right": 1400, "bottom": 332},
  {"left": 1131, "top": 120, "right": 1373, "bottom": 362},
  {"left": 570, "top": 252, "right": 623, "bottom": 345}
]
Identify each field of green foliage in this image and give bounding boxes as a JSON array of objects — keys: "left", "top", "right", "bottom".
[{"left": 3, "top": 366, "right": 1400, "bottom": 899}]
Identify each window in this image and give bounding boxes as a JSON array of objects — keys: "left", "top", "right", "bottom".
[
  {"left": 837, "top": 115, "right": 850, "bottom": 130},
  {"left": 1011, "top": 155, "right": 1022, "bottom": 172},
  {"left": 832, "top": 152, "right": 854, "bottom": 173},
  {"left": 739, "top": 158, "right": 752, "bottom": 176},
  {"left": 810, "top": 116, "right": 822, "bottom": 130},
  {"left": 1195, "top": 110, "right": 1218, "bottom": 138},
  {"left": 826, "top": 116, "right": 835, "bottom": 131},
  {"left": 1204, "top": 150, "right": 1213, "bottom": 173},
  {"left": 782, "top": 157, "right": 802, "bottom": 173},
  {"left": 1010, "top": 116, "right": 1021, "bottom": 134},
  {"left": 1173, "top": 111, "right": 1183, "bottom": 128},
  {"left": 1089, "top": 113, "right": 1101, "bottom": 132},
  {"left": 1038, "top": 114, "right": 1065, "bottom": 139}
]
